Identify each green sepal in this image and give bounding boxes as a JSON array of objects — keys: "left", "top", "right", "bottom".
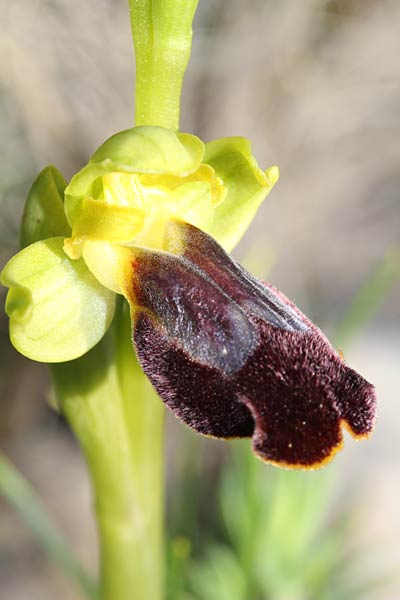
[
  {"left": 91, "top": 127, "right": 204, "bottom": 174},
  {"left": 204, "top": 137, "right": 279, "bottom": 251},
  {"left": 20, "top": 165, "right": 71, "bottom": 249},
  {"left": 65, "top": 127, "right": 205, "bottom": 227},
  {"left": 1, "top": 237, "right": 116, "bottom": 363}
]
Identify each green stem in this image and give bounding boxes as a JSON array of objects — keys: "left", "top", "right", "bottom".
[
  {"left": 114, "top": 300, "right": 165, "bottom": 599},
  {"left": 52, "top": 313, "right": 164, "bottom": 600},
  {"left": 129, "top": 0, "right": 199, "bottom": 130},
  {"left": 51, "top": 3, "right": 200, "bottom": 598}
]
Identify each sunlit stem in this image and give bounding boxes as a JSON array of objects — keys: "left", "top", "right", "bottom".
[
  {"left": 129, "top": 0, "right": 199, "bottom": 130},
  {"left": 52, "top": 312, "right": 164, "bottom": 600},
  {"left": 52, "top": 2, "right": 200, "bottom": 598},
  {"left": 114, "top": 300, "right": 165, "bottom": 599}
]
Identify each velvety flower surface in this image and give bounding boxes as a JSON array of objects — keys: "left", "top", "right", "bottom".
[
  {"left": 0, "top": 125, "right": 376, "bottom": 468},
  {"left": 128, "top": 220, "right": 377, "bottom": 468}
]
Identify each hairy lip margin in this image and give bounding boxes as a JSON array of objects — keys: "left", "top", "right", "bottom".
[{"left": 128, "top": 221, "right": 377, "bottom": 469}]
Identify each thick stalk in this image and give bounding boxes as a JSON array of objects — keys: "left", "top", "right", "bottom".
[
  {"left": 52, "top": 318, "right": 164, "bottom": 600},
  {"left": 129, "top": 0, "right": 199, "bottom": 130},
  {"left": 52, "top": 2, "right": 200, "bottom": 598},
  {"left": 114, "top": 300, "right": 165, "bottom": 600}
]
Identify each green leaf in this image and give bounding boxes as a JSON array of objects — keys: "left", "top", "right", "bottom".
[
  {"left": 0, "top": 452, "right": 98, "bottom": 600},
  {"left": 1, "top": 237, "right": 115, "bottom": 362},
  {"left": 204, "top": 137, "right": 279, "bottom": 251},
  {"left": 20, "top": 165, "right": 71, "bottom": 249}
]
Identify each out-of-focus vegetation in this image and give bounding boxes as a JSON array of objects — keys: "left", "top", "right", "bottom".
[
  {"left": 1, "top": 0, "right": 399, "bottom": 598},
  {"left": 0, "top": 452, "right": 98, "bottom": 599},
  {"left": 167, "top": 441, "right": 396, "bottom": 600}
]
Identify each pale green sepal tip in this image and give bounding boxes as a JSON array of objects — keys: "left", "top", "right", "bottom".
[
  {"left": 203, "top": 136, "right": 279, "bottom": 251},
  {"left": 90, "top": 126, "right": 204, "bottom": 174},
  {"left": 0, "top": 237, "right": 115, "bottom": 363},
  {"left": 20, "top": 165, "right": 71, "bottom": 249}
]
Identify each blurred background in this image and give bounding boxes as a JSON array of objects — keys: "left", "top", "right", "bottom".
[{"left": 1, "top": 0, "right": 399, "bottom": 598}]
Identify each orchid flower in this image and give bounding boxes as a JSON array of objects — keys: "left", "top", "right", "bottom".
[{"left": 1, "top": 125, "right": 376, "bottom": 469}]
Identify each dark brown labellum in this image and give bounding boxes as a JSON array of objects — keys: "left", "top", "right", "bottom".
[{"left": 129, "top": 220, "right": 377, "bottom": 468}]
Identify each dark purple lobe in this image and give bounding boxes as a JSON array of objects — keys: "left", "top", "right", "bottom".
[
  {"left": 233, "top": 320, "right": 376, "bottom": 467},
  {"left": 128, "top": 221, "right": 377, "bottom": 468},
  {"left": 163, "top": 219, "right": 307, "bottom": 332}
]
